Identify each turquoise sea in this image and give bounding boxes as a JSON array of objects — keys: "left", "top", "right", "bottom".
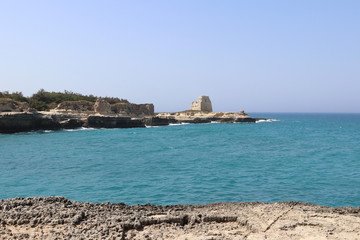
[{"left": 0, "top": 113, "right": 359, "bottom": 207}]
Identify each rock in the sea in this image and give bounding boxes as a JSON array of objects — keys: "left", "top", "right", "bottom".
[
  {"left": 94, "top": 99, "right": 112, "bottom": 115},
  {"left": 190, "top": 96, "right": 213, "bottom": 112},
  {"left": 86, "top": 115, "right": 145, "bottom": 128},
  {"left": 143, "top": 117, "right": 176, "bottom": 126},
  {"left": 111, "top": 103, "right": 154, "bottom": 117},
  {"left": 59, "top": 118, "right": 85, "bottom": 129},
  {"left": 0, "top": 113, "right": 61, "bottom": 133}
]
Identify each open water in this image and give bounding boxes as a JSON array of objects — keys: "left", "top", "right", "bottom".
[{"left": 0, "top": 113, "right": 359, "bottom": 207}]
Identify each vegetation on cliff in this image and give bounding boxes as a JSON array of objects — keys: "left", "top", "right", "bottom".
[{"left": 0, "top": 89, "right": 129, "bottom": 111}]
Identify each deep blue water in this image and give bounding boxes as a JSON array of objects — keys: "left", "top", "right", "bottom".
[{"left": 0, "top": 113, "right": 359, "bottom": 207}]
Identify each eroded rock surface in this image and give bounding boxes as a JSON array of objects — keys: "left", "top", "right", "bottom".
[
  {"left": 94, "top": 99, "right": 112, "bottom": 115},
  {"left": 0, "top": 113, "right": 61, "bottom": 133},
  {"left": 156, "top": 110, "right": 260, "bottom": 124},
  {"left": 0, "top": 197, "right": 359, "bottom": 240},
  {"left": 112, "top": 103, "right": 154, "bottom": 117},
  {"left": 86, "top": 115, "right": 145, "bottom": 128},
  {"left": 0, "top": 99, "right": 29, "bottom": 112}
]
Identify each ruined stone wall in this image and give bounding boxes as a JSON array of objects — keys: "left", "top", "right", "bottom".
[{"left": 190, "top": 96, "right": 213, "bottom": 112}]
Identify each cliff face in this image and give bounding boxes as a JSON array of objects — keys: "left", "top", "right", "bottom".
[
  {"left": 111, "top": 103, "right": 154, "bottom": 117},
  {"left": 86, "top": 115, "right": 145, "bottom": 128},
  {"left": 0, "top": 99, "right": 29, "bottom": 112},
  {"left": 0, "top": 113, "right": 61, "bottom": 133},
  {"left": 54, "top": 99, "right": 154, "bottom": 117},
  {"left": 94, "top": 99, "right": 111, "bottom": 114}
]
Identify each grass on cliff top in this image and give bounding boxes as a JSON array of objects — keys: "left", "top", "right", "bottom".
[{"left": 0, "top": 89, "right": 129, "bottom": 111}]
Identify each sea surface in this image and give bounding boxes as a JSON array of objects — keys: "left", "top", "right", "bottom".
[{"left": 0, "top": 113, "right": 359, "bottom": 207}]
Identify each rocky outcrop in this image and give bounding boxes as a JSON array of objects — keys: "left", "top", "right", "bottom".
[
  {"left": 86, "top": 115, "right": 145, "bottom": 128},
  {"left": 191, "top": 96, "right": 213, "bottom": 112},
  {"left": 155, "top": 110, "right": 262, "bottom": 124},
  {"left": 0, "top": 113, "right": 61, "bottom": 133},
  {"left": 94, "top": 99, "right": 111, "bottom": 114},
  {"left": 111, "top": 103, "right": 154, "bottom": 117},
  {"left": 0, "top": 196, "right": 359, "bottom": 240},
  {"left": 0, "top": 99, "right": 29, "bottom": 112},
  {"left": 142, "top": 117, "right": 177, "bottom": 126},
  {"left": 0, "top": 95, "right": 267, "bottom": 133},
  {"left": 56, "top": 100, "right": 94, "bottom": 112}
]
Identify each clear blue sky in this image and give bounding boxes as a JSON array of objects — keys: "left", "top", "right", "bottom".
[{"left": 1, "top": 1, "right": 359, "bottom": 112}]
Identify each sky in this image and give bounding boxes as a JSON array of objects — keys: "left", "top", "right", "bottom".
[{"left": 1, "top": 1, "right": 359, "bottom": 113}]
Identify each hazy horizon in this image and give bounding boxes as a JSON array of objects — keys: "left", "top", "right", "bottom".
[{"left": 1, "top": 1, "right": 359, "bottom": 113}]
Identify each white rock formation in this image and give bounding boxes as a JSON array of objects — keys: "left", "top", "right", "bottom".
[{"left": 190, "top": 96, "right": 213, "bottom": 112}]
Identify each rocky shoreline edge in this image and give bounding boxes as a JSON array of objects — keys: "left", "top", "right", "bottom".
[
  {"left": 0, "top": 112, "right": 266, "bottom": 134},
  {"left": 1, "top": 197, "right": 359, "bottom": 239}
]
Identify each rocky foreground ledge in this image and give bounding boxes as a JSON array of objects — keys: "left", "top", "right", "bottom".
[{"left": 0, "top": 197, "right": 359, "bottom": 239}]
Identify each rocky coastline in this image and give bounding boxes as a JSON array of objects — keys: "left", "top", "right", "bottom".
[
  {"left": 0, "top": 196, "right": 359, "bottom": 239},
  {"left": 0, "top": 96, "right": 266, "bottom": 134}
]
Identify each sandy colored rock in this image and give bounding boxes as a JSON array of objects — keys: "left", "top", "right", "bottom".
[
  {"left": 94, "top": 98, "right": 112, "bottom": 114},
  {"left": 0, "top": 197, "right": 359, "bottom": 239},
  {"left": 0, "top": 99, "right": 29, "bottom": 112},
  {"left": 191, "top": 96, "right": 213, "bottom": 112},
  {"left": 111, "top": 103, "right": 154, "bottom": 117},
  {"left": 156, "top": 110, "right": 252, "bottom": 123}
]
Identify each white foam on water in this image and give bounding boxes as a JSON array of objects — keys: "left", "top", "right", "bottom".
[
  {"left": 62, "top": 127, "right": 96, "bottom": 132},
  {"left": 169, "top": 123, "right": 190, "bottom": 126},
  {"left": 256, "top": 119, "right": 279, "bottom": 123}
]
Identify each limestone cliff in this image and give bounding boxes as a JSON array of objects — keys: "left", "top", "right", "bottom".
[
  {"left": 94, "top": 99, "right": 111, "bottom": 114},
  {"left": 0, "top": 99, "right": 29, "bottom": 112},
  {"left": 0, "top": 113, "right": 61, "bottom": 133},
  {"left": 111, "top": 103, "right": 154, "bottom": 117}
]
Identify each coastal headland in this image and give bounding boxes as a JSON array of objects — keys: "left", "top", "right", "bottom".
[
  {"left": 0, "top": 92, "right": 266, "bottom": 133},
  {"left": 0, "top": 196, "right": 359, "bottom": 239}
]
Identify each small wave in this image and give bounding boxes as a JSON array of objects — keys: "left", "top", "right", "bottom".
[
  {"left": 61, "top": 127, "right": 96, "bottom": 132},
  {"left": 169, "top": 123, "right": 190, "bottom": 126},
  {"left": 18, "top": 129, "right": 55, "bottom": 134},
  {"left": 256, "top": 119, "right": 279, "bottom": 123}
]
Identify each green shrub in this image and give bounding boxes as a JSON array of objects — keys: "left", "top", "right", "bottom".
[{"left": 0, "top": 89, "right": 129, "bottom": 111}]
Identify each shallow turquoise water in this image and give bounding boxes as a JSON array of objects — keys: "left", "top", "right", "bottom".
[{"left": 1, "top": 113, "right": 359, "bottom": 207}]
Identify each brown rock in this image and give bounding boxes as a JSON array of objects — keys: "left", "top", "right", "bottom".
[
  {"left": 94, "top": 99, "right": 111, "bottom": 115},
  {"left": 111, "top": 103, "right": 154, "bottom": 117}
]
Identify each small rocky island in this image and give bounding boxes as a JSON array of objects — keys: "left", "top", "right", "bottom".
[{"left": 0, "top": 91, "right": 265, "bottom": 133}]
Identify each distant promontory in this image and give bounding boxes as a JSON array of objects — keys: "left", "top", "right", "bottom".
[{"left": 0, "top": 90, "right": 265, "bottom": 133}]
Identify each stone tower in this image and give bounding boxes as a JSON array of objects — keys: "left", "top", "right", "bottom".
[{"left": 190, "top": 96, "right": 213, "bottom": 112}]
